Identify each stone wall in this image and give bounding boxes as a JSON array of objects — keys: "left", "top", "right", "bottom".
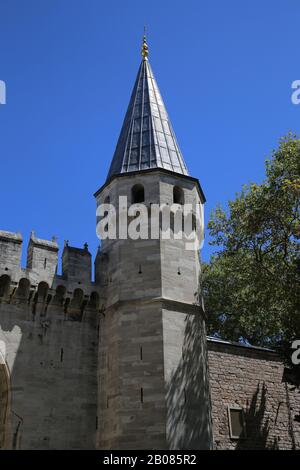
[
  {"left": 97, "top": 300, "right": 167, "bottom": 450},
  {"left": 2, "top": 230, "right": 300, "bottom": 450},
  {"left": 0, "top": 300, "right": 98, "bottom": 449},
  {"left": 0, "top": 231, "right": 100, "bottom": 449},
  {"left": 208, "top": 338, "right": 300, "bottom": 450}
]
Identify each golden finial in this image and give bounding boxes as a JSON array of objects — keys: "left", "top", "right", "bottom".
[{"left": 141, "top": 28, "right": 149, "bottom": 60}]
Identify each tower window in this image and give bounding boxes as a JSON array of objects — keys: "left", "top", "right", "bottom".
[
  {"left": 132, "top": 184, "right": 145, "bottom": 203},
  {"left": 44, "top": 258, "right": 47, "bottom": 269},
  {"left": 173, "top": 186, "right": 184, "bottom": 205},
  {"left": 192, "top": 213, "right": 197, "bottom": 231},
  {"left": 228, "top": 406, "right": 247, "bottom": 439}
]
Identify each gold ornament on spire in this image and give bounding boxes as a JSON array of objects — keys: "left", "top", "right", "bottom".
[{"left": 141, "top": 32, "right": 149, "bottom": 59}]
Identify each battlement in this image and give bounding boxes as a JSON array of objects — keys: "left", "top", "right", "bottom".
[
  {"left": 0, "top": 230, "right": 23, "bottom": 244},
  {"left": 62, "top": 241, "right": 92, "bottom": 283},
  {"left": 0, "top": 230, "right": 97, "bottom": 292},
  {"left": 0, "top": 273, "right": 101, "bottom": 321},
  {"left": 0, "top": 230, "right": 23, "bottom": 272}
]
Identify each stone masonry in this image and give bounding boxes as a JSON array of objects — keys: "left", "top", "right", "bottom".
[
  {"left": 95, "top": 169, "right": 213, "bottom": 449},
  {"left": 208, "top": 338, "right": 300, "bottom": 450},
  {"left": 0, "top": 231, "right": 99, "bottom": 449}
]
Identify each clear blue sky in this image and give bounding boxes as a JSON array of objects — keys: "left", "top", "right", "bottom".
[{"left": 0, "top": 0, "right": 299, "bottom": 270}]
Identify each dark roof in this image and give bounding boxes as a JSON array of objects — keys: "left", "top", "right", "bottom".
[{"left": 107, "top": 57, "right": 189, "bottom": 180}]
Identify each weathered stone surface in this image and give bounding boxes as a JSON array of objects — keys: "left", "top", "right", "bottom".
[
  {"left": 95, "top": 170, "right": 213, "bottom": 450},
  {"left": 208, "top": 339, "right": 300, "bottom": 450},
  {"left": 0, "top": 234, "right": 99, "bottom": 449}
]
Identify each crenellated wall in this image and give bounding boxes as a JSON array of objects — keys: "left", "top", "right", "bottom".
[{"left": 0, "top": 230, "right": 101, "bottom": 449}]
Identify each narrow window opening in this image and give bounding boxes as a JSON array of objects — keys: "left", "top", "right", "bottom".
[
  {"left": 178, "top": 267, "right": 181, "bottom": 275},
  {"left": 96, "top": 416, "right": 98, "bottom": 430},
  {"left": 60, "top": 348, "right": 64, "bottom": 362},
  {"left": 132, "top": 184, "right": 145, "bottom": 204},
  {"left": 138, "top": 264, "right": 142, "bottom": 274},
  {"left": 140, "top": 387, "right": 144, "bottom": 403},
  {"left": 140, "top": 346, "right": 143, "bottom": 361},
  {"left": 173, "top": 186, "right": 184, "bottom": 205},
  {"left": 44, "top": 258, "right": 47, "bottom": 269},
  {"left": 192, "top": 213, "right": 197, "bottom": 231}
]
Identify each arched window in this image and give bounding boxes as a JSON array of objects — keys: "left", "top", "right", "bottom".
[
  {"left": 0, "top": 275, "right": 11, "bottom": 299},
  {"left": 37, "top": 282, "right": 49, "bottom": 301},
  {"left": 89, "top": 291, "right": 100, "bottom": 309},
  {"left": 73, "top": 288, "right": 84, "bottom": 305},
  {"left": 53, "top": 285, "right": 66, "bottom": 305},
  {"left": 173, "top": 186, "right": 184, "bottom": 205},
  {"left": 15, "top": 278, "right": 30, "bottom": 299},
  {"left": 131, "top": 184, "right": 145, "bottom": 204}
]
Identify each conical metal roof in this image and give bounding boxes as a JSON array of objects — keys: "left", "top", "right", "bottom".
[{"left": 107, "top": 47, "right": 189, "bottom": 180}]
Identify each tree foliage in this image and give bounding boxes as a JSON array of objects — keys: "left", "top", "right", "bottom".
[{"left": 203, "top": 134, "right": 300, "bottom": 353}]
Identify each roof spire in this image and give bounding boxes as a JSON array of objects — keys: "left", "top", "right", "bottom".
[
  {"left": 106, "top": 43, "right": 189, "bottom": 180},
  {"left": 141, "top": 28, "right": 149, "bottom": 60}
]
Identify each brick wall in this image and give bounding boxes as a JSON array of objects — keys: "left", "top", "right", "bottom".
[{"left": 208, "top": 339, "right": 300, "bottom": 450}]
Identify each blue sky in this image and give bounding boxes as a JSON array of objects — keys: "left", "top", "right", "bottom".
[{"left": 0, "top": 0, "right": 299, "bottom": 270}]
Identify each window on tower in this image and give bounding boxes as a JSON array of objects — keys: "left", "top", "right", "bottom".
[
  {"left": 173, "top": 186, "right": 184, "bottom": 205},
  {"left": 131, "top": 184, "right": 145, "bottom": 203}
]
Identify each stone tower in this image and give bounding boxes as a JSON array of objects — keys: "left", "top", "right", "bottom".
[{"left": 95, "top": 37, "right": 213, "bottom": 449}]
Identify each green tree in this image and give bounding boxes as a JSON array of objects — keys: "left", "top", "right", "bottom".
[{"left": 203, "top": 134, "right": 300, "bottom": 358}]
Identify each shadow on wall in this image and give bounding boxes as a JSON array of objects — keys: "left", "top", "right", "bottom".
[
  {"left": 0, "top": 274, "right": 99, "bottom": 449},
  {"left": 234, "top": 383, "right": 272, "bottom": 450},
  {"left": 234, "top": 382, "right": 296, "bottom": 450},
  {"left": 165, "top": 312, "right": 213, "bottom": 450}
]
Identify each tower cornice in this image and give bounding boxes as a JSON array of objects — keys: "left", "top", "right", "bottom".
[{"left": 94, "top": 167, "right": 206, "bottom": 203}]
